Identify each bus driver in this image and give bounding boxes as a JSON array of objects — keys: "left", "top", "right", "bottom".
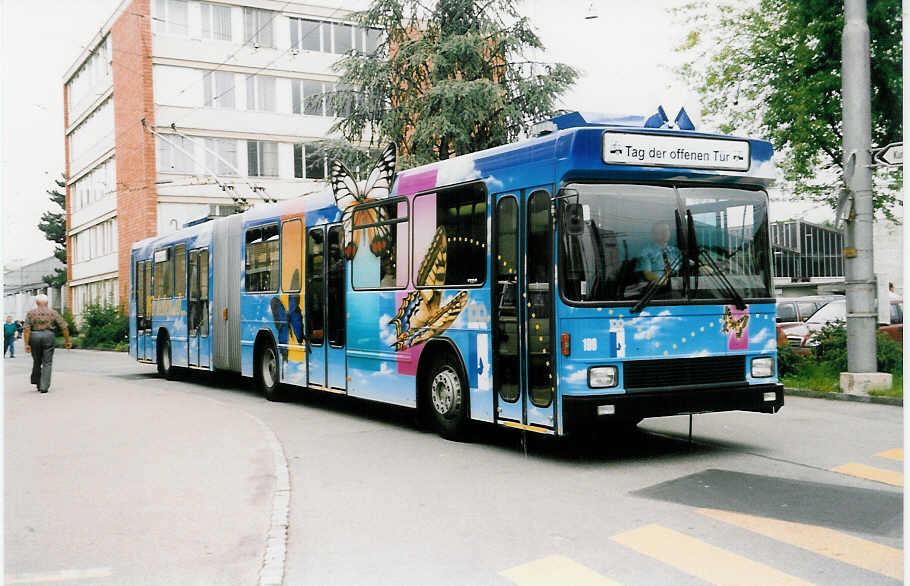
[{"left": 637, "top": 220, "right": 681, "bottom": 283}]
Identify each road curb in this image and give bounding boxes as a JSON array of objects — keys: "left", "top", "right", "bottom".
[{"left": 784, "top": 387, "right": 902, "bottom": 406}]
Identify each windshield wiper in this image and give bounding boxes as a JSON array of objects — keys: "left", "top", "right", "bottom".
[
  {"left": 630, "top": 243, "right": 684, "bottom": 314},
  {"left": 686, "top": 209, "right": 746, "bottom": 310}
]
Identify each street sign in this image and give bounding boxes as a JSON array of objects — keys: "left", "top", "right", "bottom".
[{"left": 872, "top": 142, "right": 902, "bottom": 166}]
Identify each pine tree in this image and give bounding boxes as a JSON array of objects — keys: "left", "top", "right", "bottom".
[{"left": 38, "top": 176, "right": 68, "bottom": 287}]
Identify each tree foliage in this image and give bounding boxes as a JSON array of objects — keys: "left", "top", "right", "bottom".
[
  {"left": 38, "top": 176, "right": 67, "bottom": 287},
  {"left": 674, "top": 0, "right": 902, "bottom": 217},
  {"left": 324, "top": 0, "right": 577, "bottom": 169}
]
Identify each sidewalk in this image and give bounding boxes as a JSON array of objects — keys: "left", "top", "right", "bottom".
[{"left": 4, "top": 351, "right": 275, "bottom": 585}]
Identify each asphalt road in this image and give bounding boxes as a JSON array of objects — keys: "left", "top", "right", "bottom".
[{"left": 4, "top": 341, "right": 904, "bottom": 585}]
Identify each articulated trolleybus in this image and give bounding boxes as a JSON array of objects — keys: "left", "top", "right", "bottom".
[{"left": 130, "top": 110, "right": 783, "bottom": 439}]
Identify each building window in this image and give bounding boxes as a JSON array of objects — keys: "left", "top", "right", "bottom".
[
  {"left": 293, "top": 143, "right": 326, "bottom": 180},
  {"left": 200, "top": 2, "right": 232, "bottom": 41},
  {"left": 154, "top": 0, "right": 189, "bottom": 36},
  {"left": 292, "top": 79, "right": 333, "bottom": 116},
  {"left": 157, "top": 135, "right": 195, "bottom": 174},
  {"left": 243, "top": 7, "right": 274, "bottom": 48},
  {"left": 203, "top": 71, "right": 235, "bottom": 108},
  {"left": 288, "top": 18, "right": 381, "bottom": 54},
  {"left": 71, "top": 158, "right": 116, "bottom": 212},
  {"left": 289, "top": 18, "right": 321, "bottom": 51},
  {"left": 351, "top": 198, "right": 409, "bottom": 289},
  {"left": 204, "top": 138, "right": 238, "bottom": 176},
  {"left": 247, "top": 141, "right": 278, "bottom": 177},
  {"left": 245, "top": 75, "right": 276, "bottom": 112},
  {"left": 245, "top": 224, "right": 279, "bottom": 292}
]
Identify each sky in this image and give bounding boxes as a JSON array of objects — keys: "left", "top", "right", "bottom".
[{"left": 0, "top": 0, "right": 823, "bottom": 268}]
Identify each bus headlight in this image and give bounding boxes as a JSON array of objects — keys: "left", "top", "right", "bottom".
[
  {"left": 589, "top": 366, "right": 618, "bottom": 388},
  {"left": 751, "top": 357, "right": 775, "bottom": 378}
]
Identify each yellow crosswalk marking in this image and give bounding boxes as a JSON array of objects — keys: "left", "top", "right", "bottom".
[
  {"left": 500, "top": 555, "right": 621, "bottom": 586},
  {"left": 611, "top": 524, "right": 813, "bottom": 586},
  {"left": 698, "top": 508, "right": 903, "bottom": 580},
  {"left": 877, "top": 448, "right": 903, "bottom": 461},
  {"left": 832, "top": 462, "right": 903, "bottom": 487}
]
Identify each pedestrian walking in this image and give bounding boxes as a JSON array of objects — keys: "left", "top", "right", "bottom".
[
  {"left": 4, "top": 316, "right": 17, "bottom": 357},
  {"left": 24, "top": 294, "right": 72, "bottom": 393}
]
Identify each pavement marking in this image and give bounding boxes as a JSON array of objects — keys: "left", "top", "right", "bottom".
[
  {"left": 611, "top": 524, "right": 814, "bottom": 586},
  {"left": 698, "top": 508, "right": 903, "bottom": 581},
  {"left": 831, "top": 462, "right": 903, "bottom": 487},
  {"left": 500, "top": 555, "right": 621, "bottom": 586},
  {"left": 5, "top": 567, "right": 113, "bottom": 583},
  {"left": 877, "top": 448, "right": 903, "bottom": 461}
]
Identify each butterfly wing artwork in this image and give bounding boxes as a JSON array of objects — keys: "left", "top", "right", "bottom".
[
  {"left": 329, "top": 143, "right": 398, "bottom": 260},
  {"left": 270, "top": 297, "right": 289, "bottom": 360},
  {"left": 721, "top": 305, "right": 750, "bottom": 339},
  {"left": 388, "top": 226, "right": 468, "bottom": 351}
]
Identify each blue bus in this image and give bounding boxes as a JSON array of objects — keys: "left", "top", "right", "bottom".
[{"left": 130, "top": 111, "right": 783, "bottom": 439}]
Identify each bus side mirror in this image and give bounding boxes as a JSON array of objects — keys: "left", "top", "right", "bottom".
[{"left": 562, "top": 203, "right": 585, "bottom": 236}]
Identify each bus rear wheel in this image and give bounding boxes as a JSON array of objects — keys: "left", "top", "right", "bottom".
[
  {"left": 256, "top": 342, "right": 284, "bottom": 401},
  {"left": 157, "top": 336, "right": 175, "bottom": 380},
  {"left": 425, "top": 355, "right": 470, "bottom": 441}
]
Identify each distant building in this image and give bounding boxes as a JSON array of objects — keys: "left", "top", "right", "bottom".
[
  {"left": 63, "top": 0, "right": 377, "bottom": 316},
  {"left": 771, "top": 217, "right": 903, "bottom": 298},
  {"left": 3, "top": 257, "right": 66, "bottom": 320}
]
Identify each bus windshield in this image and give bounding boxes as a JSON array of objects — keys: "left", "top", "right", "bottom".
[{"left": 558, "top": 183, "right": 772, "bottom": 304}]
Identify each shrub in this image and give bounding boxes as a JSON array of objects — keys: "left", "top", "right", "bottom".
[
  {"left": 811, "top": 321, "right": 902, "bottom": 375},
  {"left": 776, "top": 343, "right": 801, "bottom": 376},
  {"left": 80, "top": 304, "right": 129, "bottom": 349},
  {"left": 62, "top": 310, "right": 79, "bottom": 337}
]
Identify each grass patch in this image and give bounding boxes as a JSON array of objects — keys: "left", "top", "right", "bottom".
[{"left": 781, "top": 362, "right": 842, "bottom": 393}]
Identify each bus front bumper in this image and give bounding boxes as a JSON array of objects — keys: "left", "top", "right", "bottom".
[{"left": 561, "top": 383, "right": 784, "bottom": 435}]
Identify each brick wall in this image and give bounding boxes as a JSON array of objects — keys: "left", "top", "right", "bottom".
[{"left": 112, "top": 0, "right": 156, "bottom": 307}]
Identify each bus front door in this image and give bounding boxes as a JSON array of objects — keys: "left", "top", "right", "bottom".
[
  {"left": 305, "top": 224, "right": 347, "bottom": 391},
  {"left": 492, "top": 189, "right": 557, "bottom": 430},
  {"left": 187, "top": 248, "right": 211, "bottom": 368}
]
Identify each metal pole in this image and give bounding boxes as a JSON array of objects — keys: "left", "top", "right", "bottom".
[{"left": 842, "top": 0, "right": 877, "bottom": 373}]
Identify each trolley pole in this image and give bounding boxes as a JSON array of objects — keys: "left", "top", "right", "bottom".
[{"left": 840, "top": 0, "right": 887, "bottom": 390}]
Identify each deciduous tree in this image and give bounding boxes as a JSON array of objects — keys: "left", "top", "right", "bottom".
[{"left": 675, "top": 0, "right": 901, "bottom": 217}]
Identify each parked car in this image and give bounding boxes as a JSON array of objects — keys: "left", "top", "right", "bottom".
[
  {"left": 779, "top": 299, "right": 903, "bottom": 352},
  {"left": 776, "top": 295, "right": 841, "bottom": 324}
]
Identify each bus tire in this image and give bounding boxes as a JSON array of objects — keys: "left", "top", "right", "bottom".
[
  {"left": 255, "top": 341, "right": 284, "bottom": 401},
  {"left": 157, "top": 335, "right": 175, "bottom": 380},
  {"left": 425, "top": 353, "right": 470, "bottom": 441}
]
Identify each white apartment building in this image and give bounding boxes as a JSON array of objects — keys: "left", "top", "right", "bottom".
[{"left": 64, "top": 0, "right": 373, "bottom": 315}]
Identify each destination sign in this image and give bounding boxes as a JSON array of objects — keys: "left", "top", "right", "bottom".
[{"left": 603, "top": 132, "right": 751, "bottom": 172}]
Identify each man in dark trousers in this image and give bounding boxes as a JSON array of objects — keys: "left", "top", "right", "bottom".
[{"left": 24, "top": 294, "right": 72, "bottom": 393}]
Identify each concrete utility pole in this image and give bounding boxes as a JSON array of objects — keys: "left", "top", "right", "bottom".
[{"left": 840, "top": 0, "right": 890, "bottom": 392}]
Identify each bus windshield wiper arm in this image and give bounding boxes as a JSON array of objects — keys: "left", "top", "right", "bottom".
[
  {"left": 631, "top": 251, "right": 683, "bottom": 314},
  {"left": 686, "top": 210, "right": 746, "bottom": 310}
]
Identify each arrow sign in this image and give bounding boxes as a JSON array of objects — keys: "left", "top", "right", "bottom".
[{"left": 873, "top": 142, "right": 902, "bottom": 166}]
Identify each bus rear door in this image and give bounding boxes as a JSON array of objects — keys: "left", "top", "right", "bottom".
[
  {"left": 492, "top": 188, "right": 557, "bottom": 431},
  {"left": 135, "top": 259, "right": 153, "bottom": 361}
]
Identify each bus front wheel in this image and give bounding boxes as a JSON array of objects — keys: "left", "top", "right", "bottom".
[
  {"left": 425, "top": 355, "right": 470, "bottom": 441},
  {"left": 256, "top": 342, "right": 284, "bottom": 401}
]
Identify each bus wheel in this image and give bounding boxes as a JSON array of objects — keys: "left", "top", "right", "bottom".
[
  {"left": 157, "top": 336, "right": 175, "bottom": 380},
  {"left": 256, "top": 342, "right": 284, "bottom": 401},
  {"left": 426, "top": 355, "right": 470, "bottom": 440}
]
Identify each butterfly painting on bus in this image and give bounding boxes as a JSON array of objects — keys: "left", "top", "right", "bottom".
[
  {"left": 330, "top": 143, "right": 398, "bottom": 260},
  {"left": 389, "top": 226, "right": 469, "bottom": 351},
  {"left": 721, "top": 305, "right": 750, "bottom": 350}
]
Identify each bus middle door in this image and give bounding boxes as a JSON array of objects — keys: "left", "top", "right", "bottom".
[
  {"left": 135, "top": 259, "right": 153, "bottom": 361},
  {"left": 306, "top": 227, "right": 326, "bottom": 388},
  {"left": 187, "top": 248, "right": 211, "bottom": 368}
]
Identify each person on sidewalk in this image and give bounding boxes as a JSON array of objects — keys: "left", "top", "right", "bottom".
[
  {"left": 4, "top": 316, "right": 17, "bottom": 357},
  {"left": 24, "top": 294, "right": 72, "bottom": 393}
]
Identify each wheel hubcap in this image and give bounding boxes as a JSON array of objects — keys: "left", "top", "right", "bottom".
[
  {"left": 262, "top": 349, "right": 277, "bottom": 388},
  {"left": 431, "top": 367, "right": 461, "bottom": 417}
]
